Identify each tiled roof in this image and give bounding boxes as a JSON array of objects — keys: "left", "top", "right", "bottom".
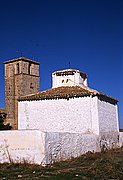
[
  {"left": 18, "top": 85, "right": 118, "bottom": 105},
  {"left": 4, "top": 57, "right": 39, "bottom": 65}
]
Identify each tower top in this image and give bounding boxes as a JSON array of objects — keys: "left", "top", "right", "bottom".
[
  {"left": 4, "top": 57, "right": 39, "bottom": 65},
  {"left": 52, "top": 69, "right": 87, "bottom": 79},
  {"left": 52, "top": 68, "right": 88, "bottom": 88}
]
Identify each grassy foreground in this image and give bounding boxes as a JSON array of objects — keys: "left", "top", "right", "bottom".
[{"left": 0, "top": 147, "right": 123, "bottom": 180}]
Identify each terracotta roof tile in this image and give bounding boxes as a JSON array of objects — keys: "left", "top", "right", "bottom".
[{"left": 18, "top": 86, "right": 118, "bottom": 105}]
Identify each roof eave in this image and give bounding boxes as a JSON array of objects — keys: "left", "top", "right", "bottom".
[{"left": 96, "top": 94, "right": 118, "bottom": 105}]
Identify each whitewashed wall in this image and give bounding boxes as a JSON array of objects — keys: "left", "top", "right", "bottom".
[
  {"left": 0, "top": 130, "right": 45, "bottom": 164},
  {"left": 18, "top": 96, "right": 99, "bottom": 134},
  {"left": 98, "top": 99, "right": 119, "bottom": 133},
  {"left": 0, "top": 130, "right": 100, "bottom": 165},
  {"left": 45, "top": 132, "right": 100, "bottom": 164},
  {"left": 0, "top": 130, "right": 122, "bottom": 165},
  {"left": 52, "top": 71, "right": 87, "bottom": 88},
  {"left": 99, "top": 132, "right": 120, "bottom": 151},
  {"left": 119, "top": 132, "right": 123, "bottom": 147},
  {"left": 52, "top": 74, "right": 76, "bottom": 87}
]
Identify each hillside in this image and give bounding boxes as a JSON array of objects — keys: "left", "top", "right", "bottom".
[{"left": 0, "top": 147, "right": 123, "bottom": 179}]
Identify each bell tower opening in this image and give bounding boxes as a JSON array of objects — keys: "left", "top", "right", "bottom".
[
  {"left": 28, "top": 62, "right": 31, "bottom": 75},
  {"left": 16, "top": 63, "right": 20, "bottom": 74}
]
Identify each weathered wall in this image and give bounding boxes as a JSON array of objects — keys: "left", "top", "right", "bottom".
[
  {"left": 5, "top": 63, "right": 15, "bottom": 126},
  {"left": 52, "top": 74, "right": 75, "bottom": 87},
  {"left": 45, "top": 132, "right": 100, "bottom": 164},
  {"left": 0, "top": 130, "right": 100, "bottom": 165},
  {"left": 0, "top": 130, "right": 122, "bottom": 165},
  {"left": 21, "top": 61, "right": 39, "bottom": 76},
  {"left": 0, "top": 130, "right": 45, "bottom": 164},
  {"left": 18, "top": 97, "right": 99, "bottom": 134},
  {"left": 18, "top": 96, "right": 119, "bottom": 135},
  {"left": 119, "top": 132, "right": 123, "bottom": 147},
  {"left": 99, "top": 132, "right": 120, "bottom": 151},
  {"left": 98, "top": 99, "right": 119, "bottom": 133},
  {"left": 52, "top": 71, "right": 87, "bottom": 88},
  {"left": 4, "top": 59, "right": 40, "bottom": 129},
  {"left": 15, "top": 74, "right": 40, "bottom": 96}
]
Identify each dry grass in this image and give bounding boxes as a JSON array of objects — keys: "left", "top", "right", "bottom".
[{"left": 0, "top": 147, "right": 123, "bottom": 179}]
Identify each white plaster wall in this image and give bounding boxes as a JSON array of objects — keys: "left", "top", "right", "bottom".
[
  {"left": 18, "top": 97, "right": 99, "bottom": 134},
  {"left": 0, "top": 130, "right": 45, "bottom": 164},
  {"left": 0, "top": 130, "right": 100, "bottom": 165},
  {"left": 52, "top": 74, "right": 75, "bottom": 87},
  {"left": 99, "top": 132, "right": 120, "bottom": 150},
  {"left": 74, "top": 72, "right": 81, "bottom": 85},
  {"left": 119, "top": 132, "right": 123, "bottom": 147},
  {"left": 45, "top": 132, "right": 100, "bottom": 164},
  {"left": 52, "top": 72, "right": 86, "bottom": 88},
  {"left": 90, "top": 96, "right": 99, "bottom": 134},
  {"left": 0, "top": 130, "right": 121, "bottom": 165},
  {"left": 98, "top": 100, "right": 119, "bottom": 133}
]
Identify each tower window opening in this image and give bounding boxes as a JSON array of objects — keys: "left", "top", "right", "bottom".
[
  {"left": 30, "top": 83, "right": 33, "bottom": 89},
  {"left": 17, "top": 63, "right": 20, "bottom": 74},
  {"left": 28, "top": 63, "right": 31, "bottom": 74}
]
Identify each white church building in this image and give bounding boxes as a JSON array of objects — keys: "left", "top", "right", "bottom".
[
  {"left": 18, "top": 69, "right": 119, "bottom": 135},
  {"left": 0, "top": 66, "right": 123, "bottom": 165}
]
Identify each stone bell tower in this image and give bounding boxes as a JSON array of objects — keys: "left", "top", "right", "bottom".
[{"left": 4, "top": 57, "right": 40, "bottom": 129}]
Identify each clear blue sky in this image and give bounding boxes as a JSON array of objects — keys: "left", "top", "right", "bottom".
[{"left": 0, "top": 0, "right": 123, "bottom": 127}]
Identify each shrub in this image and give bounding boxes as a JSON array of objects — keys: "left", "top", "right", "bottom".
[{"left": 0, "top": 113, "right": 12, "bottom": 130}]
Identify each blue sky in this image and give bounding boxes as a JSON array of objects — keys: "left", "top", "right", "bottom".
[{"left": 0, "top": 0, "right": 123, "bottom": 127}]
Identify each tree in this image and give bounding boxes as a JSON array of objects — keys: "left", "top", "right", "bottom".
[{"left": 0, "top": 113, "right": 12, "bottom": 130}]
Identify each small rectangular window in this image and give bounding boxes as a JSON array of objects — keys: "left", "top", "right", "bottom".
[
  {"left": 17, "top": 63, "right": 19, "bottom": 74},
  {"left": 28, "top": 63, "right": 31, "bottom": 74}
]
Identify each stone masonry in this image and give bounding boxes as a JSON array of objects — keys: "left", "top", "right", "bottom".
[{"left": 4, "top": 57, "right": 40, "bottom": 129}]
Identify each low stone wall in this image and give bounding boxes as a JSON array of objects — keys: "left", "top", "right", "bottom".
[
  {"left": 0, "top": 130, "right": 45, "bottom": 164},
  {"left": 99, "top": 132, "right": 120, "bottom": 151},
  {"left": 0, "top": 130, "right": 100, "bottom": 165},
  {"left": 0, "top": 130, "right": 122, "bottom": 165},
  {"left": 45, "top": 132, "right": 100, "bottom": 164},
  {"left": 119, "top": 132, "right": 123, "bottom": 147}
]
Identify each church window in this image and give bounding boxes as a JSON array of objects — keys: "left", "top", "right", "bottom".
[
  {"left": 62, "top": 80, "right": 64, "bottom": 83},
  {"left": 66, "top": 79, "right": 69, "bottom": 83},
  {"left": 8, "top": 85, "right": 11, "bottom": 93},
  {"left": 30, "top": 83, "right": 33, "bottom": 89},
  {"left": 17, "top": 63, "right": 20, "bottom": 74},
  {"left": 28, "top": 63, "right": 31, "bottom": 74}
]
